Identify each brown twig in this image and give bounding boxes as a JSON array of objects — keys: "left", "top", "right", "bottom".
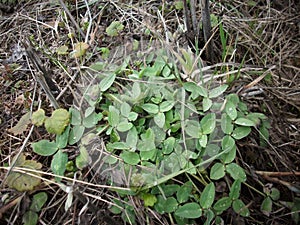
[
  {"left": 201, "top": 0, "right": 214, "bottom": 62},
  {"left": 255, "top": 171, "right": 300, "bottom": 177},
  {"left": 22, "top": 38, "right": 60, "bottom": 109},
  {"left": 58, "top": 0, "right": 86, "bottom": 39},
  {"left": 0, "top": 196, "right": 23, "bottom": 220}
]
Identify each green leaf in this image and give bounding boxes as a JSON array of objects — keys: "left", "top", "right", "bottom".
[
  {"left": 174, "top": 0, "right": 184, "bottom": 10},
  {"left": 163, "top": 152, "right": 181, "bottom": 173},
  {"left": 200, "top": 182, "right": 215, "bottom": 209},
  {"left": 176, "top": 181, "right": 193, "bottom": 203},
  {"left": 270, "top": 188, "right": 280, "bottom": 201},
  {"left": 109, "top": 199, "right": 123, "bottom": 214},
  {"left": 221, "top": 135, "right": 235, "bottom": 153},
  {"left": 163, "top": 137, "right": 176, "bottom": 154},
  {"left": 76, "top": 145, "right": 90, "bottom": 169},
  {"left": 81, "top": 133, "right": 97, "bottom": 145},
  {"left": 184, "top": 82, "right": 208, "bottom": 98},
  {"left": 247, "top": 112, "right": 267, "bottom": 125},
  {"left": 231, "top": 126, "right": 251, "bottom": 140},
  {"left": 222, "top": 145, "right": 236, "bottom": 164},
  {"left": 213, "top": 197, "right": 232, "bottom": 213},
  {"left": 117, "top": 121, "right": 133, "bottom": 132},
  {"left": 89, "top": 61, "right": 105, "bottom": 71},
  {"left": 84, "top": 106, "right": 95, "bottom": 118},
  {"left": 70, "top": 107, "right": 81, "bottom": 125},
  {"left": 164, "top": 197, "right": 178, "bottom": 213},
  {"left": 209, "top": 84, "right": 228, "bottom": 98},
  {"left": 126, "top": 127, "right": 138, "bottom": 149},
  {"left": 154, "top": 112, "right": 165, "bottom": 128},
  {"left": 86, "top": 84, "right": 100, "bottom": 101},
  {"left": 140, "top": 149, "right": 156, "bottom": 161},
  {"left": 142, "top": 103, "right": 159, "bottom": 114},
  {"left": 185, "top": 120, "right": 201, "bottom": 138},
  {"left": 261, "top": 197, "right": 272, "bottom": 216},
  {"left": 137, "top": 128, "right": 156, "bottom": 151},
  {"left": 226, "top": 93, "right": 240, "bottom": 105},
  {"left": 154, "top": 195, "right": 166, "bottom": 214},
  {"left": 120, "top": 151, "right": 140, "bottom": 165},
  {"left": 122, "top": 206, "right": 136, "bottom": 224},
  {"left": 30, "top": 192, "right": 48, "bottom": 212},
  {"left": 108, "top": 142, "right": 130, "bottom": 150},
  {"left": 232, "top": 199, "right": 250, "bottom": 217},
  {"left": 131, "top": 82, "right": 141, "bottom": 99},
  {"left": 199, "top": 134, "right": 208, "bottom": 148},
  {"left": 69, "top": 125, "right": 85, "bottom": 145},
  {"left": 83, "top": 112, "right": 99, "bottom": 128},
  {"left": 120, "top": 102, "right": 131, "bottom": 117},
  {"left": 226, "top": 163, "right": 246, "bottom": 181},
  {"left": 32, "top": 140, "right": 58, "bottom": 156},
  {"left": 206, "top": 144, "right": 220, "bottom": 157},
  {"left": 108, "top": 106, "right": 120, "bottom": 127},
  {"left": 204, "top": 209, "right": 215, "bottom": 225},
  {"left": 247, "top": 0, "right": 257, "bottom": 6},
  {"left": 99, "top": 47, "right": 110, "bottom": 59},
  {"left": 234, "top": 118, "right": 256, "bottom": 126},
  {"left": 175, "top": 203, "right": 202, "bottom": 219},
  {"left": 99, "top": 73, "right": 116, "bottom": 92},
  {"left": 140, "top": 193, "right": 157, "bottom": 207},
  {"left": 201, "top": 113, "right": 216, "bottom": 134},
  {"left": 203, "top": 97, "right": 212, "bottom": 112},
  {"left": 31, "top": 109, "right": 46, "bottom": 126},
  {"left": 225, "top": 100, "right": 237, "bottom": 120},
  {"left": 161, "top": 184, "right": 180, "bottom": 197},
  {"left": 128, "top": 112, "right": 138, "bottom": 121},
  {"left": 221, "top": 113, "right": 234, "bottom": 134},
  {"left": 106, "top": 21, "right": 124, "bottom": 37},
  {"left": 51, "top": 150, "right": 68, "bottom": 181},
  {"left": 45, "top": 109, "right": 70, "bottom": 135},
  {"left": 159, "top": 101, "right": 175, "bottom": 112},
  {"left": 56, "top": 45, "right": 68, "bottom": 55},
  {"left": 8, "top": 111, "right": 31, "bottom": 135},
  {"left": 23, "top": 211, "right": 38, "bottom": 225},
  {"left": 104, "top": 155, "right": 118, "bottom": 164},
  {"left": 210, "top": 163, "right": 225, "bottom": 180},
  {"left": 229, "top": 180, "right": 241, "bottom": 200},
  {"left": 56, "top": 125, "right": 70, "bottom": 149}
]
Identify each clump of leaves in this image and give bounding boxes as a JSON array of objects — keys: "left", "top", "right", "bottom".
[
  {"left": 31, "top": 108, "right": 71, "bottom": 181},
  {"left": 32, "top": 108, "right": 70, "bottom": 135},
  {"left": 28, "top": 48, "right": 270, "bottom": 224},
  {"left": 106, "top": 21, "right": 124, "bottom": 37},
  {"left": 72, "top": 49, "right": 269, "bottom": 224},
  {"left": 6, "top": 154, "right": 42, "bottom": 191},
  {"left": 22, "top": 192, "right": 48, "bottom": 225}
]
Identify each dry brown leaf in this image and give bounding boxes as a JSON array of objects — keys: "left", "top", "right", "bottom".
[{"left": 8, "top": 111, "right": 31, "bottom": 135}]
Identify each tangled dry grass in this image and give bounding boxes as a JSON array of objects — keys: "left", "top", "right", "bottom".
[{"left": 0, "top": 0, "right": 299, "bottom": 224}]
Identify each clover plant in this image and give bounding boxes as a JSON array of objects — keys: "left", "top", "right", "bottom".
[{"left": 26, "top": 48, "right": 269, "bottom": 224}]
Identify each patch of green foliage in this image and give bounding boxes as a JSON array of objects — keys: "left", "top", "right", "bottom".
[{"left": 27, "top": 48, "right": 272, "bottom": 224}]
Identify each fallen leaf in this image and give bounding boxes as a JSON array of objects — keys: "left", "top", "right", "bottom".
[
  {"left": 8, "top": 112, "right": 31, "bottom": 135},
  {"left": 71, "top": 42, "right": 89, "bottom": 58},
  {"left": 6, "top": 154, "right": 42, "bottom": 192}
]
